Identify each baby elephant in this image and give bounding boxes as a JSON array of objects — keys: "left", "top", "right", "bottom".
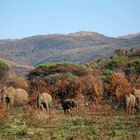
[
  {"left": 62, "top": 99, "right": 77, "bottom": 114},
  {"left": 37, "top": 92, "right": 52, "bottom": 112}
]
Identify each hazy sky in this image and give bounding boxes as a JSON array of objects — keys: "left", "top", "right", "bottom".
[{"left": 0, "top": 0, "right": 140, "bottom": 38}]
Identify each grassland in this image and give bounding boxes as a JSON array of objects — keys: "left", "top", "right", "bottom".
[{"left": 0, "top": 106, "right": 140, "bottom": 140}]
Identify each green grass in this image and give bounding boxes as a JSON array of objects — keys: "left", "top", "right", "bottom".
[{"left": 0, "top": 108, "right": 140, "bottom": 140}]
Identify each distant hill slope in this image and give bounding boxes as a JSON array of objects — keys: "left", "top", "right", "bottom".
[
  {"left": 0, "top": 58, "right": 34, "bottom": 77},
  {"left": 0, "top": 31, "right": 140, "bottom": 66}
]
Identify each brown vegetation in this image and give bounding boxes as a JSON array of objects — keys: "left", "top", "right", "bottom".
[
  {"left": 6, "top": 74, "right": 28, "bottom": 90},
  {"left": 105, "top": 72, "right": 133, "bottom": 100},
  {"left": 0, "top": 101, "right": 7, "bottom": 119}
]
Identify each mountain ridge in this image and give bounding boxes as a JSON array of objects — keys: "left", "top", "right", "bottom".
[{"left": 0, "top": 31, "right": 140, "bottom": 67}]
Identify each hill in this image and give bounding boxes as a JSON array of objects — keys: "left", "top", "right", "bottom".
[{"left": 0, "top": 31, "right": 140, "bottom": 66}]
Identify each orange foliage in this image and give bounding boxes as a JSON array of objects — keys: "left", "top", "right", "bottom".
[
  {"left": 108, "top": 72, "right": 132, "bottom": 99},
  {"left": 92, "top": 79, "right": 103, "bottom": 98},
  {"left": 79, "top": 74, "right": 103, "bottom": 100},
  {"left": 52, "top": 74, "right": 103, "bottom": 106}
]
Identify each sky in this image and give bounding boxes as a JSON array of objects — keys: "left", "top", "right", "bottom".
[{"left": 0, "top": 0, "right": 140, "bottom": 39}]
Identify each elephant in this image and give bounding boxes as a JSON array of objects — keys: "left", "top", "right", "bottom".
[
  {"left": 37, "top": 92, "right": 52, "bottom": 112},
  {"left": 61, "top": 99, "right": 77, "bottom": 114},
  {"left": 133, "top": 89, "right": 140, "bottom": 111},
  {"left": 1, "top": 87, "right": 28, "bottom": 109},
  {"left": 125, "top": 93, "right": 136, "bottom": 115}
]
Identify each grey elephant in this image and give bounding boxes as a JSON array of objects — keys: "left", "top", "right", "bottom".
[
  {"left": 125, "top": 93, "right": 136, "bottom": 115},
  {"left": 1, "top": 87, "right": 28, "bottom": 109},
  {"left": 37, "top": 92, "right": 52, "bottom": 112},
  {"left": 133, "top": 89, "right": 140, "bottom": 111}
]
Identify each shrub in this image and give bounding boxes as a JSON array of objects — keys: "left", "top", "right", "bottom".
[
  {"left": 54, "top": 79, "right": 77, "bottom": 100},
  {"left": 105, "top": 56, "right": 128, "bottom": 70},
  {"left": 41, "top": 72, "right": 78, "bottom": 85},
  {"left": 125, "top": 59, "right": 140, "bottom": 75},
  {"left": 107, "top": 72, "right": 132, "bottom": 99},
  {"left": 29, "top": 78, "right": 48, "bottom": 93},
  {"left": 63, "top": 72, "right": 78, "bottom": 80},
  {"left": 0, "top": 61, "right": 10, "bottom": 87},
  {"left": 0, "top": 60, "right": 10, "bottom": 71},
  {"left": 37, "top": 61, "right": 81, "bottom": 69},
  {"left": 28, "top": 62, "right": 89, "bottom": 80},
  {"left": 102, "top": 69, "right": 113, "bottom": 82},
  {"left": 6, "top": 74, "right": 28, "bottom": 90},
  {"left": 114, "top": 48, "right": 125, "bottom": 56},
  {"left": 78, "top": 75, "right": 103, "bottom": 104}
]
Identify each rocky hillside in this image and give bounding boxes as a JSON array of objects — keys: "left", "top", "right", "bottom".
[{"left": 0, "top": 31, "right": 140, "bottom": 66}]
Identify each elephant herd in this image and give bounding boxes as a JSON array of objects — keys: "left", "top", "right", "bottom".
[
  {"left": 0, "top": 86, "right": 140, "bottom": 115},
  {"left": 0, "top": 87, "right": 77, "bottom": 114}
]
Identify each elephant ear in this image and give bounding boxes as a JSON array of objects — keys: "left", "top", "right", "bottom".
[{"left": 0, "top": 87, "right": 6, "bottom": 95}]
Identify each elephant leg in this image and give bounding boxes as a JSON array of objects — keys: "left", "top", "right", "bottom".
[
  {"left": 40, "top": 103, "right": 44, "bottom": 110},
  {"left": 7, "top": 98, "right": 14, "bottom": 109},
  {"left": 7, "top": 103, "right": 10, "bottom": 110},
  {"left": 67, "top": 109, "right": 70, "bottom": 114},
  {"left": 46, "top": 103, "right": 49, "bottom": 112},
  {"left": 64, "top": 108, "right": 67, "bottom": 114},
  {"left": 125, "top": 106, "right": 128, "bottom": 115},
  {"left": 127, "top": 106, "right": 131, "bottom": 115},
  {"left": 132, "top": 107, "right": 135, "bottom": 115},
  {"left": 131, "top": 107, "right": 133, "bottom": 115},
  {"left": 129, "top": 106, "right": 132, "bottom": 115}
]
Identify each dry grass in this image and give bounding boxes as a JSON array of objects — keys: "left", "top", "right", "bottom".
[{"left": 0, "top": 103, "right": 140, "bottom": 140}]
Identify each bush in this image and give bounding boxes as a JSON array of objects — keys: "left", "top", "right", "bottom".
[
  {"left": 30, "top": 62, "right": 88, "bottom": 77},
  {"left": 37, "top": 61, "right": 81, "bottom": 69},
  {"left": 79, "top": 75, "right": 103, "bottom": 103},
  {"left": 0, "top": 60, "right": 11, "bottom": 85},
  {"left": 105, "top": 56, "right": 128, "bottom": 70},
  {"left": 0, "top": 60, "right": 10, "bottom": 71},
  {"left": 53, "top": 79, "right": 78, "bottom": 100},
  {"left": 106, "top": 72, "right": 132, "bottom": 99},
  {"left": 6, "top": 74, "right": 28, "bottom": 90},
  {"left": 28, "top": 62, "right": 90, "bottom": 86},
  {"left": 114, "top": 48, "right": 125, "bottom": 56},
  {"left": 102, "top": 69, "right": 113, "bottom": 82},
  {"left": 29, "top": 78, "right": 48, "bottom": 93},
  {"left": 125, "top": 59, "right": 140, "bottom": 75}
]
